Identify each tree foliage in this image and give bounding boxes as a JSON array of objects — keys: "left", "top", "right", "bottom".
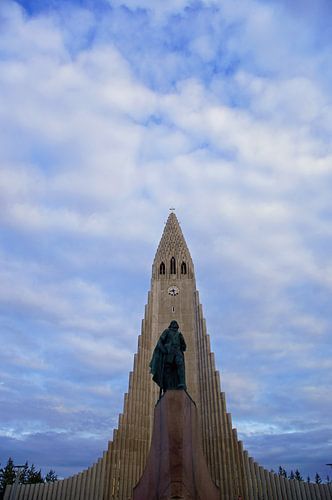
[
  {"left": 45, "top": 470, "right": 58, "bottom": 483},
  {"left": 278, "top": 466, "right": 287, "bottom": 478},
  {"left": 294, "top": 469, "right": 303, "bottom": 481},
  {"left": 0, "top": 458, "right": 15, "bottom": 491},
  {"left": 0, "top": 458, "right": 57, "bottom": 498},
  {"left": 277, "top": 465, "right": 329, "bottom": 484}
]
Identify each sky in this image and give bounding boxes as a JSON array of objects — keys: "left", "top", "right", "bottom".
[{"left": 0, "top": 0, "right": 332, "bottom": 483}]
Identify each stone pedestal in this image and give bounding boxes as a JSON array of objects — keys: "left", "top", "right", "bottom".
[{"left": 133, "top": 390, "right": 219, "bottom": 500}]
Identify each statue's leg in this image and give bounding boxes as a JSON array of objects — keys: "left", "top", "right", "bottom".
[
  {"left": 175, "top": 354, "right": 186, "bottom": 389},
  {"left": 164, "top": 362, "right": 172, "bottom": 390}
]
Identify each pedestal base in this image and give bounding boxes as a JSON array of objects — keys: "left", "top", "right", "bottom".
[{"left": 133, "top": 390, "right": 219, "bottom": 500}]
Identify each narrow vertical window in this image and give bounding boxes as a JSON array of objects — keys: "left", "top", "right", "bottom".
[
  {"left": 170, "top": 257, "right": 176, "bottom": 274},
  {"left": 181, "top": 261, "right": 187, "bottom": 275},
  {"left": 159, "top": 262, "right": 165, "bottom": 275}
]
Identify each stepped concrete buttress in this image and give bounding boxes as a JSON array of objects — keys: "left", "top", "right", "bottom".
[{"left": 133, "top": 390, "right": 220, "bottom": 500}]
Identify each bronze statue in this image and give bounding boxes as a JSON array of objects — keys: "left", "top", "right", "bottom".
[{"left": 149, "top": 320, "right": 186, "bottom": 395}]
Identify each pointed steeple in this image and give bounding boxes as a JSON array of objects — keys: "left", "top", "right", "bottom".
[{"left": 152, "top": 212, "right": 194, "bottom": 279}]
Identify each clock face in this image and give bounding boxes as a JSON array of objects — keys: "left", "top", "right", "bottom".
[{"left": 168, "top": 285, "right": 179, "bottom": 296}]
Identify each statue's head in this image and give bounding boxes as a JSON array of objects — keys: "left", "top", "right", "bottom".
[{"left": 169, "top": 320, "right": 179, "bottom": 330}]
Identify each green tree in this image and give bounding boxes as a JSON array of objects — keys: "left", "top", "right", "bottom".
[
  {"left": 45, "top": 470, "right": 57, "bottom": 483},
  {"left": 0, "top": 458, "right": 57, "bottom": 498},
  {"left": 278, "top": 466, "right": 287, "bottom": 477},
  {"left": 27, "top": 464, "right": 43, "bottom": 484},
  {"left": 289, "top": 470, "right": 295, "bottom": 480},
  {"left": 315, "top": 473, "right": 322, "bottom": 484},
  {"left": 0, "top": 458, "right": 15, "bottom": 490},
  {"left": 19, "top": 462, "right": 29, "bottom": 484},
  {"left": 294, "top": 469, "right": 303, "bottom": 481},
  {"left": 307, "top": 476, "right": 310, "bottom": 483}
]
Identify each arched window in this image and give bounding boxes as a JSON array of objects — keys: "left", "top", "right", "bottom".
[
  {"left": 159, "top": 262, "right": 165, "bottom": 275},
  {"left": 181, "top": 261, "right": 187, "bottom": 275},
  {"left": 170, "top": 257, "right": 176, "bottom": 274}
]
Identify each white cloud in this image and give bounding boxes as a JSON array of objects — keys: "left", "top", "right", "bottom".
[
  {"left": 0, "top": 1, "right": 65, "bottom": 59},
  {"left": 65, "top": 334, "right": 133, "bottom": 372},
  {"left": 221, "top": 371, "right": 262, "bottom": 410},
  {"left": 0, "top": 253, "right": 126, "bottom": 335}
]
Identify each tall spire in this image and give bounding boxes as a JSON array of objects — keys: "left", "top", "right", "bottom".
[{"left": 153, "top": 212, "right": 194, "bottom": 279}]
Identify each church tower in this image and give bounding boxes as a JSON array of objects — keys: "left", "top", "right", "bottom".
[{"left": 5, "top": 213, "right": 331, "bottom": 500}]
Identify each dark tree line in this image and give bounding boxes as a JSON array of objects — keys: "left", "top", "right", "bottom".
[
  {"left": 277, "top": 466, "right": 331, "bottom": 485},
  {"left": 2, "top": 457, "right": 331, "bottom": 498},
  {"left": 0, "top": 458, "right": 57, "bottom": 499}
]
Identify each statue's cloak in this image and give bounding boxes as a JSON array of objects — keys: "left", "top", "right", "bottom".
[
  {"left": 149, "top": 323, "right": 186, "bottom": 390},
  {"left": 149, "top": 344, "right": 164, "bottom": 388}
]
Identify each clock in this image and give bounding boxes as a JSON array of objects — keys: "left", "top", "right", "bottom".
[{"left": 168, "top": 286, "right": 179, "bottom": 296}]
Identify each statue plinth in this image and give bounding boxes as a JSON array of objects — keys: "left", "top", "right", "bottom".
[{"left": 133, "top": 390, "right": 219, "bottom": 500}]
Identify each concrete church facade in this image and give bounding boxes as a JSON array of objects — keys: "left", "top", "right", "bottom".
[{"left": 5, "top": 213, "right": 331, "bottom": 499}]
